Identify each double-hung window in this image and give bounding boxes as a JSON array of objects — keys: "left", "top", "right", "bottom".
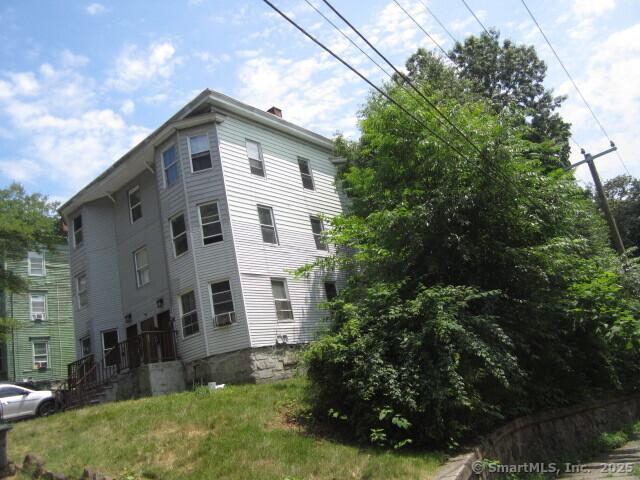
[
  {"left": 211, "top": 281, "right": 235, "bottom": 327},
  {"left": 32, "top": 341, "right": 49, "bottom": 369},
  {"left": 189, "top": 135, "right": 212, "bottom": 172},
  {"left": 246, "top": 140, "right": 265, "bottom": 177},
  {"left": 30, "top": 293, "right": 46, "bottom": 321},
  {"left": 163, "top": 145, "right": 180, "bottom": 187},
  {"left": 271, "top": 279, "right": 294, "bottom": 320},
  {"left": 102, "top": 330, "right": 119, "bottom": 366},
  {"left": 28, "top": 251, "right": 45, "bottom": 276},
  {"left": 199, "top": 202, "right": 223, "bottom": 245},
  {"left": 298, "top": 157, "right": 315, "bottom": 190},
  {"left": 128, "top": 186, "right": 142, "bottom": 223},
  {"left": 73, "top": 215, "right": 83, "bottom": 248},
  {"left": 310, "top": 216, "right": 327, "bottom": 250},
  {"left": 324, "top": 281, "right": 337, "bottom": 300},
  {"left": 76, "top": 273, "right": 88, "bottom": 308},
  {"left": 180, "top": 291, "right": 200, "bottom": 337},
  {"left": 171, "top": 214, "right": 189, "bottom": 256},
  {"left": 80, "top": 337, "right": 91, "bottom": 357},
  {"left": 134, "top": 247, "right": 150, "bottom": 287},
  {"left": 257, "top": 205, "right": 278, "bottom": 244}
]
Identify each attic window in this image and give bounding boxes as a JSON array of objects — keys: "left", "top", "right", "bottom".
[{"left": 189, "top": 135, "right": 212, "bottom": 172}]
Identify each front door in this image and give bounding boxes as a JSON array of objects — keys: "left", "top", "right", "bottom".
[
  {"left": 126, "top": 324, "right": 140, "bottom": 369},
  {"left": 140, "top": 318, "right": 158, "bottom": 363},
  {"left": 156, "top": 310, "right": 175, "bottom": 360}
]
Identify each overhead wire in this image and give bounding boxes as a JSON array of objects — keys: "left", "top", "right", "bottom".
[
  {"left": 460, "top": 0, "right": 490, "bottom": 36},
  {"left": 519, "top": 0, "right": 631, "bottom": 176},
  {"left": 416, "top": 0, "right": 458, "bottom": 45},
  {"left": 392, "top": 0, "right": 450, "bottom": 59}
]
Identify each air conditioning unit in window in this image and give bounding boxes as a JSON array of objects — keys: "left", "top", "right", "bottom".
[
  {"left": 32, "top": 313, "right": 45, "bottom": 322},
  {"left": 214, "top": 312, "right": 235, "bottom": 327},
  {"left": 34, "top": 362, "right": 47, "bottom": 370}
]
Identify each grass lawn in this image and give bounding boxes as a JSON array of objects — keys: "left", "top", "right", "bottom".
[{"left": 8, "top": 377, "right": 443, "bottom": 480}]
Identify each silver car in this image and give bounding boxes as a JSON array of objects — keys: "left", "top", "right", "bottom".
[{"left": 0, "top": 384, "right": 56, "bottom": 420}]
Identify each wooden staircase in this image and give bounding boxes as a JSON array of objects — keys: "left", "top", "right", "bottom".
[{"left": 59, "top": 330, "right": 178, "bottom": 409}]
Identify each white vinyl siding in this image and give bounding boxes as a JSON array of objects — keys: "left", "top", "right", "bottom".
[
  {"left": 199, "top": 202, "right": 223, "bottom": 245},
  {"left": 162, "top": 145, "right": 180, "bottom": 187},
  {"left": 30, "top": 293, "right": 46, "bottom": 321},
  {"left": 210, "top": 280, "right": 236, "bottom": 327},
  {"left": 180, "top": 290, "right": 200, "bottom": 337},
  {"left": 271, "top": 279, "right": 293, "bottom": 320},
  {"left": 170, "top": 213, "right": 189, "bottom": 256},
  {"left": 32, "top": 341, "right": 49, "bottom": 369},
  {"left": 134, "top": 247, "right": 150, "bottom": 287},
  {"left": 246, "top": 140, "right": 265, "bottom": 177},
  {"left": 257, "top": 205, "right": 278, "bottom": 244},
  {"left": 128, "top": 186, "right": 142, "bottom": 223},
  {"left": 75, "top": 273, "right": 88, "bottom": 308},
  {"left": 189, "top": 135, "right": 212, "bottom": 172},
  {"left": 27, "top": 251, "right": 45, "bottom": 276}
]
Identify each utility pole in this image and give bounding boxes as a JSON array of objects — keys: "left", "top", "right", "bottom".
[{"left": 568, "top": 142, "right": 625, "bottom": 254}]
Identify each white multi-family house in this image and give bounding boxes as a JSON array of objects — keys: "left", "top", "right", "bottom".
[{"left": 59, "top": 89, "right": 345, "bottom": 400}]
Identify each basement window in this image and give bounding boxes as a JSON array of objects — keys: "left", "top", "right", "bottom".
[{"left": 189, "top": 135, "right": 212, "bottom": 172}]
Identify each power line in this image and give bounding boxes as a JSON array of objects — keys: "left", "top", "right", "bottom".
[
  {"left": 416, "top": 0, "right": 458, "bottom": 45},
  {"left": 519, "top": 0, "right": 631, "bottom": 176},
  {"left": 460, "top": 0, "right": 490, "bottom": 36},
  {"left": 302, "top": 0, "right": 392, "bottom": 78},
  {"left": 392, "top": 0, "right": 449, "bottom": 59},
  {"left": 262, "top": 0, "right": 551, "bottom": 217}
]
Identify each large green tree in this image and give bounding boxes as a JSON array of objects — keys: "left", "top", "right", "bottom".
[
  {"left": 303, "top": 59, "right": 640, "bottom": 448},
  {"left": 0, "top": 183, "right": 62, "bottom": 294},
  {"left": 402, "top": 31, "right": 571, "bottom": 169}
]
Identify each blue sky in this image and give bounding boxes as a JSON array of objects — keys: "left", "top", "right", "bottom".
[{"left": 0, "top": 0, "right": 638, "bottom": 201}]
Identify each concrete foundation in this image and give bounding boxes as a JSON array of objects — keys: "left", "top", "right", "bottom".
[{"left": 105, "top": 360, "right": 186, "bottom": 401}]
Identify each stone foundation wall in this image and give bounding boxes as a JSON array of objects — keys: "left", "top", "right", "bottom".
[
  {"left": 184, "top": 345, "right": 301, "bottom": 387},
  {"left": 436, "top": 394, "right": 640, "bottom": 480}
]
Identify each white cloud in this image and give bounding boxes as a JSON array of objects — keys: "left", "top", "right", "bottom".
[
  {"left": 120, "top": 99, "right": 135, "bottom": 115},
  {"left": 571, "top": 0, "right": 615, "bottom": 16},
  {"left": 85, "top": 3, "right": 106, "bottom": 15},
  {"left": 61, "top": 49, "right": 89, "bottom": 67},
  {"left": 107, "top": 41, "right": 181, "bottom": 91}
]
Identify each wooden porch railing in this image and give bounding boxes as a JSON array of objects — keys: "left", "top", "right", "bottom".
[{"left": 61, "top": 330, "right": 178, "bottom": 408}]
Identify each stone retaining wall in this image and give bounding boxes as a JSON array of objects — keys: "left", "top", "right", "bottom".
[
  {"left": 436, "top": 394, "right": 640, "bottom": 480},
  {"left": 184, "top": 344, "right": 301, "bottom": 387}
]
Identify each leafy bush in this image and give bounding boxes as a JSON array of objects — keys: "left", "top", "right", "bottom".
[{"left": 302, "top": 74, "right": 640, "bottom": 448}]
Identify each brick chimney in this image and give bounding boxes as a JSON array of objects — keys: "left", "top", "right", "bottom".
[{"left": 267, "top": 106, "right": 282, "bottom": 118}]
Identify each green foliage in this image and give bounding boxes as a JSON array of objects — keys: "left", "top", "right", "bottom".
[
  {"left": 303, "top": 54, "right": 640, "bottom": 448},
  {"left": 602, "top": 174, "right": 640, "bottom": 251},
  {"left": 0, "top": 183, "right": 63, "bottom": 293}
]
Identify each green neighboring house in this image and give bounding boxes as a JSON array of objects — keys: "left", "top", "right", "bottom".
[{"left": 0, "top": 244, "right": 76, "bottom": 384}]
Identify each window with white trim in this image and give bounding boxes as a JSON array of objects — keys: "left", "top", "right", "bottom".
[
  {"left": 257, "top": 205, "right": 278, "bottom": 244},
  {"left": 73, "top": 215, "right": 83, "bottom": 248},
  {"left": 180, "top": 291, "right": 199, "bottom": 337},
  {"left": 80, "top": 337, "right": 91, "bottom": 357},
  {"left": 30, "top": 293, "right": 46, "bottom": 321},
  {"left": 28, "top": 251, "right": 45, "bottom": 276},
  {"left": 32, "top": 341, "right": 49, "bottom": 369},
  {"left": 134, "top": 247, "right": 150, "bottom": 287},
  {"left": 101, "top": 329, "right": 119, "bottom": 366},
  {"left": 162, "top": 145, "right": 180, "bottom": 187},
  {"left": 199, "top": 202, "right": 223, "bottom": 245},
  {"left": 310, "top": 216, "right": 327, "bottom": 250},
  {"left": 170, "top": 214, "right": 189, "bottom": 256},
  {"left": 189, "top": 135, "right": 212, "bottom": 172},
  {"left": 211, "top": 281, "right": 236, "bottom": 327},
  {"left": 246, "top": 140, "right": 265, "bottom": 177},
  {"left": 75, "top": 273, "right": 88, "bottom": 308},
  {"left": 298, "top": 157, "right": 315, "bottom": 190},
  {"left": 128, "top": 186, "right": 142, "bottom": 223},
  {"left": 271, "top": 279, "right": 294, "bottom": 320}
]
